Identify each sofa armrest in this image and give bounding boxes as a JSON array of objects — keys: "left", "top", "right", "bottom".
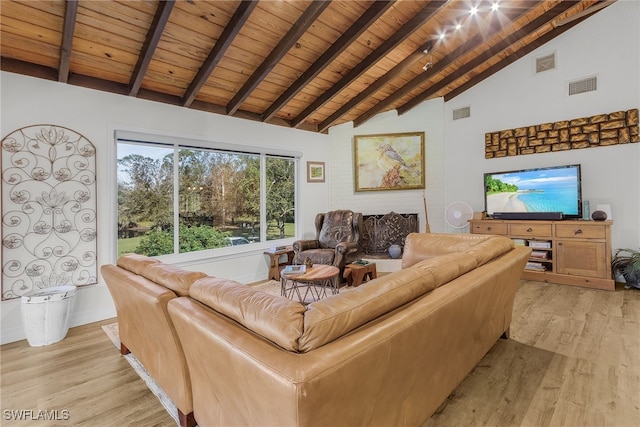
[
  {"left": 293, "top": 239, "right": 319, "bottom": 252},
  {"left": 335, "top": 241, "right": 359, "bottom": 255},
  {"left": 332, "top": 241, "right": 361, "bottom": 272},
  {"left": 101, "top": 264, "right": 193, "bottom": 414}
]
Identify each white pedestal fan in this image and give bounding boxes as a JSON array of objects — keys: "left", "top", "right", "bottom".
[{"left": 444, "top": 201, "right": 473, "bottom": 232}]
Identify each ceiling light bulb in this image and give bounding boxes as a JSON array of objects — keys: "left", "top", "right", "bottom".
[
  {"left": 491, "top": 2, "right": 500, "bottom": 11},
  {"left": 455, "top": 23, "right": 462, "bottom": 30},
  {"left": 439, "top": 33, "right": 445, "bottom": 40},
  {"left": 470, "top": 6, "right": 478, "bottom": 15}
]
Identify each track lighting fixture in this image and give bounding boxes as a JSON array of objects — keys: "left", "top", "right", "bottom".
[{"left": 422, "top": 50, "right": 433, "bottom": 72}]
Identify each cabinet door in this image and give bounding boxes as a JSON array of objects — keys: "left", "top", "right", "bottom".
[{"left": 556, "top": 240, "right": 607, "bottom": 278}]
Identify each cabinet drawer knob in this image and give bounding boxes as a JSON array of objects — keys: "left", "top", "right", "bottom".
[
  {"left": 487, "top": 226, "right": 492, "bottom": 231},
  {"left": 526, "top": 227, "right": 533, "bottom": 232},
  {"left": 574, "top": 229, "right": 583, "bottom": 235}
]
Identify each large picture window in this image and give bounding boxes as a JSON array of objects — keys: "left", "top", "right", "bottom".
[{"left": 116, "top": 133, "right": 298, "bottom": 257}]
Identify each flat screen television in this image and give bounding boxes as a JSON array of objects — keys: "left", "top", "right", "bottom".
[{"left": 484, "top": 164, "right": 582, "bottom": 220}]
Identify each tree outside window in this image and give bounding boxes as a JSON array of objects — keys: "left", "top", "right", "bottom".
[{"left": 117, "top": 142, "right": 296, "bottom": 257}]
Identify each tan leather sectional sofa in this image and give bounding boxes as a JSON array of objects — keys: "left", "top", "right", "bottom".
[{"left": 103, "top": 233, "right": 530, "bottom": 427}]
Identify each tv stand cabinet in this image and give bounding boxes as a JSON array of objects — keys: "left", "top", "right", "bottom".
[{"left": 470, "top": 219, "right": 614, "bottom": 291}]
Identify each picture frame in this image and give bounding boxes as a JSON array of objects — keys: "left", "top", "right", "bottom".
[
  {"left": 353, "top": 132, "right": 425, "bottom": 192},
  {"left": 307, "top": 161, "right": 325, "bottom": 183}
]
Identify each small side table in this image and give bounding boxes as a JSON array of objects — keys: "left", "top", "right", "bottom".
[
  {"left": 263, "top": 247, "right": 294, "bottom": 280},
  {"left": 343, "top": 262, "right": 377, "bottom": 287},
  {"left": 281, "top": 265, "right": 340, "bottom": 304}
]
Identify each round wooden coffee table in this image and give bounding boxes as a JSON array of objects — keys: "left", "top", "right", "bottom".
[{"left": 280, "top": 264, "right": 340, "bottom": 304}]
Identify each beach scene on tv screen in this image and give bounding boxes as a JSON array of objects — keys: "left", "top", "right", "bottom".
[{"left": 485, "top": 167, "right": 579, "bottom": 215}]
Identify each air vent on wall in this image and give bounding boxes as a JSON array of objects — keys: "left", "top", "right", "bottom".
[
  {"left": 568, "top": 76, "right": 598, "bottom": 96},
  {"left": 453, "top": 106, "right": 470, "bottom": 120},
  {"left": 535, "top": 52, "right": 556, "bottom": 73}
]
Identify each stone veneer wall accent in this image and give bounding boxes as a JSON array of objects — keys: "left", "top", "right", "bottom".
[{"left": 485, "top": 109, "right": 639, "bottom": 159}]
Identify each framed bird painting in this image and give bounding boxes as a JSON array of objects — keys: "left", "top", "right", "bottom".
[{"left": 353, "top": 132, "right": 425, "bottom": 192}]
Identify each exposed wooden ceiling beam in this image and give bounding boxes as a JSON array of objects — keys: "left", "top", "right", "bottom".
[
  {"left": 2, "top": 57, "right": 58, "bottom": 81},
  {"left": 440, "top": 6, "right": 596, "bottom": 103},
  {"left": 353, "top": 2, "right": 544, "bottom": 128},
  {"left": 1, "top": 1, "right": 613, "bottom": 134},
  {"left": 318, "top": 41, "right": 432, "bottom": 133},
  {"left": 226, "top": 1, "right": 331, "bottom": 116},
  {"left": 183, "top": 1, "right": 258, "bottom": 108},
  {"left": 58, "top": 0, "right": 78, "bottom": 83},
  {"left": 553, "top": 0, "right": 615, "bottom": 27},
  {"left": 396, "top": 1, "right": 580, "bottom": 116},
  {"left": 129, "top": 0, "right": 175, "bottom": 97},
  {"left": 261, "top": 0, "right": 395, "bottom": 123},
  {"left": 354, "top": 38, "right": 478, "bottom": 127},
  {"left": 290, "top": 1, "right": 448, "bottom": 129}
]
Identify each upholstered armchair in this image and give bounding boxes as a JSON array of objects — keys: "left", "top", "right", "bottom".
[{"left": 293, "top": 210, "right": 363, "bottom": 278}]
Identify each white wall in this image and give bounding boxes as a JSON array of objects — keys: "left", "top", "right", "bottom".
[
  {"left": 444, "top": 0, "right": 639, "bottom": 250},
  {"left": 328, "top": 100, "right": 447, "bottom": 234},
  {"left": 0, "top": 73, "right": 330, "bottom": 343}
]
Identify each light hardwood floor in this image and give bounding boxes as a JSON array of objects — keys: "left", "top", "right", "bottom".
[
  {"left": 1, "top": 318, "right": 173, "bottom": 426},
  {"left": 424, "top": 280, "right": 640, "bottom": 427},
  {"left": 2, "top": 280, "right": 639, "bottom": 427}
]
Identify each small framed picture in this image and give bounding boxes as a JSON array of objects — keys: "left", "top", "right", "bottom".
[{"left": 307, "top": 161, "right": 325, "bottom": 183}]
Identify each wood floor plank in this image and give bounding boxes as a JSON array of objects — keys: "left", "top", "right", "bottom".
[{"left": 520, "top": 353, "right": 567, "bottom": 426}]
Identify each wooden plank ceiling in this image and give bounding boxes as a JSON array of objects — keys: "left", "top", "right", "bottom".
[{"left": 1, "top": 0, "right": 613, "bottom": 133}]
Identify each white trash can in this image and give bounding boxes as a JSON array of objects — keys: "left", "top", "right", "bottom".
[{"left": 21, "top": 286, "right": 77, "bottom": 347}]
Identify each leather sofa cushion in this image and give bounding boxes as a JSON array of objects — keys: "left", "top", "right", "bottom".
[
  {"left": 405, "top": 235, "right": 513, "bottom": 288},
  {"left": 298, "top": 266, "right": 437, "bottom": 352},
  {"left": 116, "top": 253, "right": 161, "bottom": 275},
  {"left": 463, "top": 235, "right": 514, "bottom": 266},
  {"left": 190, "top": 277, "right": 306, "bottom": 352},
  {"left": 116, "top": 254, "right": 206, "bottom": 297},
  {"left": 410, "top": 252, "right": 479, "bottom": 288},
  {"left": 402, "top": 233, "right": 513, "bottom": 268},
  {"left": 141, "top": 263, "right": 207, "bottom": 297}
]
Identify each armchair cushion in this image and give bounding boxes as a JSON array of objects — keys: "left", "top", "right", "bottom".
[
  {"left": 297, "top": 248, "right": 335, "bottom": 265},
  {"left": 293, "top": 210, "right": 363, "bottom": 273},
  {"left": 318, "top": 210, "right": 357, "bottom": 247}
]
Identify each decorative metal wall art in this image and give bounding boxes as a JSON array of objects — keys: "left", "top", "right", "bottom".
[{"left": 2, "top": 125, "right": 97, "bottom": 300}]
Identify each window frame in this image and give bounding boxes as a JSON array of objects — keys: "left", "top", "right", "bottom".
[{"left": 114, "top": 130, "right": 301, "bottom": 263}]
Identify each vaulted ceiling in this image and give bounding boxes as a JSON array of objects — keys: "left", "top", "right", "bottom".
[{"left": 1, "top": 0, "right": 613, "bottom": 133}]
